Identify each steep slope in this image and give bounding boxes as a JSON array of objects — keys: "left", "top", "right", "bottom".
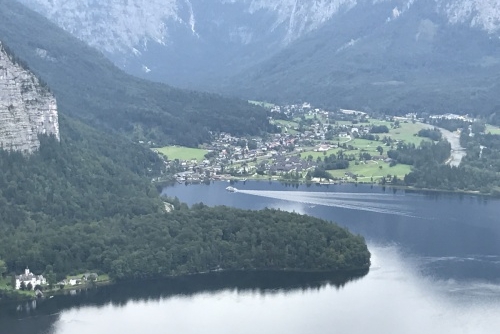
[
  {"left": 17, "top": 0, "right": 500, "bottom": 96},
  {"left": 0, "top": 41, "right": 59, "bottom": 153},
  {"left": 18, "top": 0, "right": 357, "bottom": 87},
  {"left": 225, "top": 0, "right": 500, "bottom": 117},
  {"left": 0, "top": 0, "right": 271, "bottom": 147}
]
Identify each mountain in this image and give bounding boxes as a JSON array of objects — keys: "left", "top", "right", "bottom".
[
  {"left": 17, "top": 0, "right": 500, "bottom": 119},
  {"left": 225, "top": 0, "right": 500, "bottom": 117},
  {"left": 0, "top": 41, "right": 59, "bottom": 153},
  {"left": 0, "top": 0, "right": 271, "bottom": 147},
  {"left": 17, "top": 0, "right": 355, "bottom": 87}
]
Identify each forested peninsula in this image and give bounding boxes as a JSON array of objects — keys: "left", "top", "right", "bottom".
[{"left": 0, "top": 121, "right": 370, "bottom": 299}]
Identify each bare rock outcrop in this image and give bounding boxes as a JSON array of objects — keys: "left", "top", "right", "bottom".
[{"left": 0, "top": 41, "right": 59, "bottom": 153}]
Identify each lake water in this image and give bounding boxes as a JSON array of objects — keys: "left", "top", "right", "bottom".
[{"left": 2, "top": 182, "right": 500, "bottom": 334}]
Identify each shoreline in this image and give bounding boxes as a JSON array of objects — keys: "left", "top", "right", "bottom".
[
  {"left": 166, "top": 178, "right": 497, "bottom": 198},
  {"left": 0, "top": 267, "right": 369, "bottom": 305}
]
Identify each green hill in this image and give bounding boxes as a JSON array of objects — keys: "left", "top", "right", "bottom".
[{"left": 0, "top": 0, "right": 273, "bottom": 147}]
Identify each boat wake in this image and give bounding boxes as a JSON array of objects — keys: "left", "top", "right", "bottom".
[{"left": 236, "top": 190, "right": 418, "bottom": 217}]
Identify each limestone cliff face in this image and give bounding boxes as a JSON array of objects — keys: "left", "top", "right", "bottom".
[{"left": 0, "top": 41, "right": 59, "bottom": 153}]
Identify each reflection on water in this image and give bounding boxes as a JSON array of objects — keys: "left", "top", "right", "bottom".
[
  {"left": 3, "top": 246, "right": 500, "bottom": 334},
  {"left": 1, "top": 269, "right": 367, "bottom": 334},
  {"left": 3, "top": 182, "right": 500, "bottom": 334}
]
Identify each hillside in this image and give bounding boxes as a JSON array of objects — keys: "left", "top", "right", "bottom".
[
  {"left": 225, "top": 0, "right": 500, "bottom": 119},
  {"left": 18, "top": 0, "right": 500, "bottom": 120},
  {"left": 0, "top": 0, "right": 272, "bottom": 147},
  {"left": 0, "top": 109, "right": 371, "bottom": 283},
  {"left": 0, "top": 27, "right": 369, "bottom": 291},
  {"left": 17, "top": 0, "right": 354, "bottom": 87}
]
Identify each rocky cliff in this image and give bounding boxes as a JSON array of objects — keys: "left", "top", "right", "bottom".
[
  {"left": 0, "top": 41, "right": 59, "bottom": 153},
  {"left": 15, "top": 0, "right": 500, "bottom": 91}
]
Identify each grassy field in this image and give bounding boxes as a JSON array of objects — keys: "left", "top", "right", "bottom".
[
  {"left": 274, "top": 120, "right": 299, "bottom": 134},
  {"left": 300, "top": 150, "right": 332, "bottom": 160},
  {"left": 388, "top": 122, "right": 429, "bottom": 144},
  {"left": 334, "top": 119, "right": 427, "bottom": 145},
  {"left": 154, "top": 146, "right": 208, "bottom": 161},
  {"left": 486, "top": 124, "right": 500, "bottom": 135},
  {"left": 348, "top": 138, "right": 383, "bottom": 154},
  {"left": 328, "top": 162, "right": 412, "bottom": 180},
  {"left": 0, "top": 277, "right": 34, "bottom": 297}
]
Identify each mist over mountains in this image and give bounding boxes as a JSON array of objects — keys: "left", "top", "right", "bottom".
[{"left": 18, "top": 0, "right": 500, "bottom": 117}]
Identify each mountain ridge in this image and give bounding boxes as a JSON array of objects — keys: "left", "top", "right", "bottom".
[{"left": 17, "top": 0, "right": 500, "bottom": 90}]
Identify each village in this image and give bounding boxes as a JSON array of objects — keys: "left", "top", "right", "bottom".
[{"left": 154, "top": 102, "right": 445, "bottom": 185}]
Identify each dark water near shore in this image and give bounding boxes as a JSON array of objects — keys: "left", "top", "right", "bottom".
[{"left": 2, "top": 182, "right": 500, "bottom": 334}]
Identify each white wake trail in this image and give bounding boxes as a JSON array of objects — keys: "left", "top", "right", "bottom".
[{"left": 237, "top": 190, "right": 416, "bottom": 217}]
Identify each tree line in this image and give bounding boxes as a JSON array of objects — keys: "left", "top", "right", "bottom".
[{"left": 386, "top": 133, "right": 500, "bottom": 194}]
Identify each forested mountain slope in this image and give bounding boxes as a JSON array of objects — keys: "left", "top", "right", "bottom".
[
  {"left": 18, "top": 0, "right": 356, "bottom": 87},
  {"left": 18, "top": 0, "right": 500, "bottom": 119},
  {"left": 0, "top": 0, "right": 272, "bottom": 147},
  {"left": 224, "top": 0, "right": 500, "bottom": 119},
  {"left": 0, "top": 37, "right": 369, "bottom": 290}
]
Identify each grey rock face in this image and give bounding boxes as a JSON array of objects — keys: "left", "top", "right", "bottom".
[{"left": 0, "top": 41, "right": 59, "bottom": 153}]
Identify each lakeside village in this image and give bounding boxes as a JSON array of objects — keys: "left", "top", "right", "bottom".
[
  {"left": 153, "top": 102, "right": 476, "bottom": 185},
  {"left": 8, "top": 267, "right": 102, "bottom": 295}
]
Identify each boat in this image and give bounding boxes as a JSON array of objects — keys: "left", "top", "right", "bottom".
[{"left": 226, "top": 186, "right": 237, "bottom": 192}]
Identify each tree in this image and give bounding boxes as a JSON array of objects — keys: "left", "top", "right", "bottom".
[
  {"left": 0, "top": 259, "right": 6, "bottom": 278},
  {"left": 376, "top": 146, "right": 384, "bottom": 155},
  {"left": 27, "top": 282, "right": 33, "bottom": 291},
  {"left": 20, "top": 281, "right": 26, "bottom": 291},
  {"left": 44, "top": 265, "right": 56, "bottom": 289}
]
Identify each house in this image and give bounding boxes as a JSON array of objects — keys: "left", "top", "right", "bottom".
[
  {"left": 69, "top": 278, "right": 82, "bottom": 286},
  {"left": 15, "top": 268, "right": 46, "bottom": 290}
]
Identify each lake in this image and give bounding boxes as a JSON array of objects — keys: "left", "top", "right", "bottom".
[{"left": 2, "top": 182, "right": 500, "bottom": 334}]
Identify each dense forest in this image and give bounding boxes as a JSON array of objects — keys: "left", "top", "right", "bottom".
[
  {"left": 0, "top": 0, "right": 276, "bottom": 147},
  {"left": 0, "top": 112, "right": 369, "bottom": 291},
  {"left": 0, "top": 203, "right": 370, "bottom": 283},
  {"left": 388, "top": 140, "right": 451, "bottom": 168},
  {"left": 385, "top": 133, "right": 500, "bottom": 195}
]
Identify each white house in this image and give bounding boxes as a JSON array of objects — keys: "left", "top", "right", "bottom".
[{"left": 15, "top": 268, "right": 46, "bottom": 290}]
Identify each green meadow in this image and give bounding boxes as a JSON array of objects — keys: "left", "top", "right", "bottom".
[
  {"left": 154, "top": 146, "right": 208, "bottom": 161},
  {"left": 274, "top": 120, "right": 299, "bottom": 134},
  {"left": 388, "top": 122, "right": 430, "bottom": 144},
  {"left": 486, "top": 124, "right": 500, "bottom": 135},
  {"left": 328, "top": 162, "right": 412, "bottom": 181}
]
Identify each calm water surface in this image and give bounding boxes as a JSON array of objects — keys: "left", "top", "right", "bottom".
[{"left": 2, "top": 182, "right": 500, "bottom": 334}]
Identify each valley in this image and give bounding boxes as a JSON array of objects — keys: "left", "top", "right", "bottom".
[
  {"left": 15, "top": 0, "right": 500, "bottom": 120},
  {"left": 2, "top": 1, "right": 500, "bottom": 332},
  {"left": 157, "top": 102, "right": 483, "bottom": 186}
]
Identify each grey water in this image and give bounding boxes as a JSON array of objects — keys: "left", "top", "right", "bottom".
[{"left": 2, "top": 182, "right": 500, "bottom": 334}]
